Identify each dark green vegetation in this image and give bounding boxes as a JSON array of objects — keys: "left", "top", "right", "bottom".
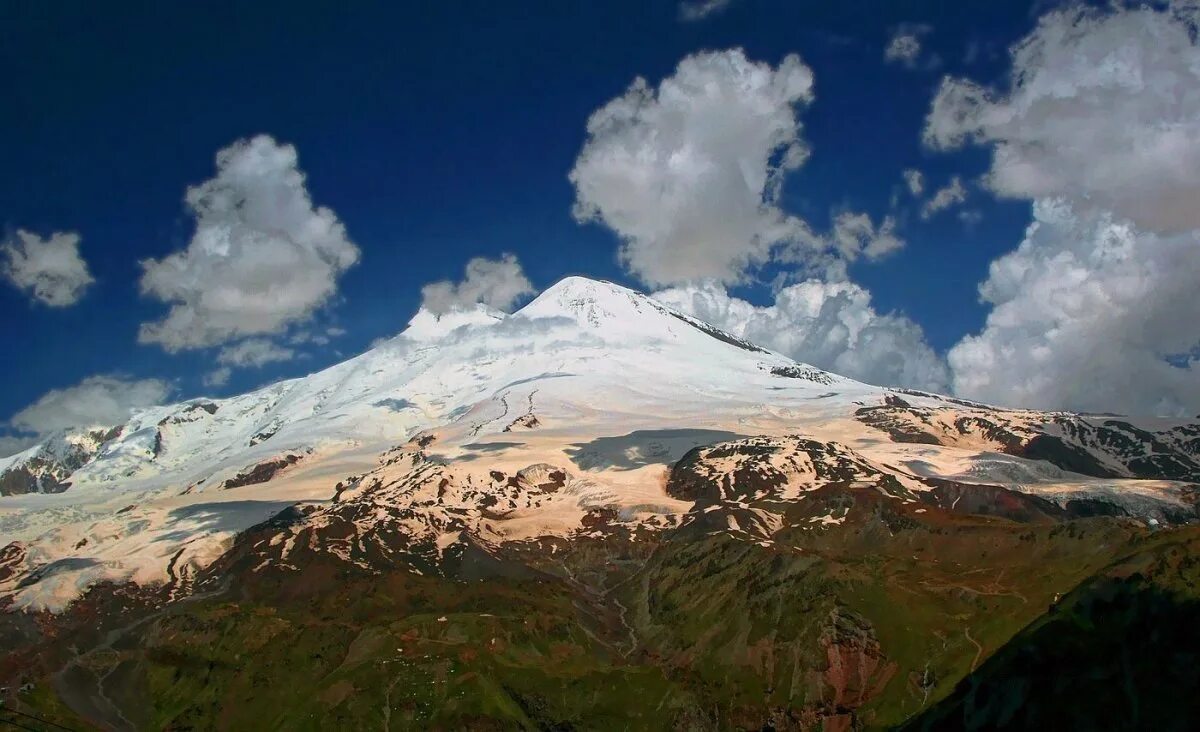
[
  {"left": 906, "top": 532, "right": 1200, "bottom": 731},
  {"left": 4, "top": 492, "right": 1200, "bottom": 730}
]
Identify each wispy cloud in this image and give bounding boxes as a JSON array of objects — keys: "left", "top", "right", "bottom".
[{"left": 679, "top": 0, "right": 735, "bottom": 22}]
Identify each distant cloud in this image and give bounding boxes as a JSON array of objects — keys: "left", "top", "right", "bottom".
[
  {"left": 921, "top": 176, "right": 968, "bottom": 219},
  {"left": 216, "top": 338, "right": 295, "bottom": 368},
  {"left": 1, "top": 230, "right": 94, "bottom": 307},
  {"left": 420, "top": 254, "right": 533, "bottom": 315},
  {"left": 570, "top": 49, "right": 817, "bottom": 286},
  {"left": 830, "top": 212, "right": 904, "bottom": 262},
  {"left": 958, "top": 209, "right": 983, "bottom": 228},
  {"left": 929, "top": 1, "right": 1200, "bottom": 415},
  {"left": 884, "top": 24, "right": 932, "bottom": 69},
  {"left": 203, "top": 368, "right": 231, "bottom": 388},
  {"left": 654, "top": 279, "right": 949, "bottom": 392},
  {"left": 138, "top": 135, "right": 360, "bottom": 352},
  {"left": 7, "top": 375, "right": 170, "bottom": 438},
  {"left": 678, "top": 0, "right": 735, "bottom": 21},
  {"left": 902, "top": 169, "right": 924, "bottom": 197}
]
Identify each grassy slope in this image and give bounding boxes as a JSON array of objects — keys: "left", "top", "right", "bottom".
[
  {"left": 5, "top": 516, "right": 1199, "bottom": 730},
  {"left": 903, "top": 529, "right": 1200, "bottom": 731}
]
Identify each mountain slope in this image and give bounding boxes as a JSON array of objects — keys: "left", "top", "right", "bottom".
[
  {"left": 2, "top": 276, "right": 1199, "bottom": 729},
  {"left": 1, "top": 276, "right": 1196, "bottom": 613}
]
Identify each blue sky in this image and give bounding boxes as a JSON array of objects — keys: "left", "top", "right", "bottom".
[{"left": 4, "top": 0, "right": 1200, "bottom": 450}]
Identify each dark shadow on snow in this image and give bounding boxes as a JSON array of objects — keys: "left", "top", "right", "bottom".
[{"left": 566, "top": 429, "right": 745, "bottom": 471}]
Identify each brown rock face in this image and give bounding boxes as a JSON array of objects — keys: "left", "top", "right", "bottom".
[
  {"left": 0, "top": 543, "right": 27, "bottom": 584},
  {"left": 222, "top": 454, "right": 303, "bottom": 489},
  {"left": 819, "top": 608, "right": 896, "bottom": 720}
]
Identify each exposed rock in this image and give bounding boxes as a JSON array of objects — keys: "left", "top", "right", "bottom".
[
  {"left": 222, "top": 454, "right": 303, "bottom": 489},
  {"left": 669, "top": 312, "right": 768, "bottom": 353},
  {"left": 769, "top": 364, "right": 836, "bottom": 385}
]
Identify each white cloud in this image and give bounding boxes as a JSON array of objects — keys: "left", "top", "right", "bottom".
[
  {"left": 902, "top": 169, "right": 925, "bottom": 196},
  {"left": 829, "top": 212, "right": 905, "bottom": 262},
  {"left": 885, "top": 24, "right": 932, "bottom": 69},
  {"left": 921, "top": 176, "right": 968, "bottom": 219},
  {"left": 924, "top": 1, "right": 1200, "bottom": 235},
  {"left": 216, "top": 338, "right": 296, "bottom": 368},
  {"left": 203, "top": 368, "right": 232, "bottom": 388},
  {"left": 654, "top": 279, "right": 949, "bottom": 391},
  {"left": 570, "top": 49, "right": 816, "bottom": 286},
  {"left": 7, "top": 375, "right": 170, "bottom": 436},
  {"left": 949, "top": 200, "right": 1200, "bottom": 416},
  {"left": 420, "top": 254, "right": 534, "bottom": 315},
  {"left": 138, "top": 135, "right": 360, "bottom": 352},
  {"left": 924, "top": 1, "right": 1200, "bottom": 416},
  {"left": 679, "top": 0, "right": 734, "bottom": 21},
  {"left": 1, "top": 230, "right": 94, "bottom": 307}
]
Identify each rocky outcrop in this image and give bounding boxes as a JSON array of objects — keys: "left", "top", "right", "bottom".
[
  {"left": 856, "top": 397, "right": 1200, "bottom": 482},
  {"left": 222, "top": 454, "right": 303, "bottom": 489},
  {"left": 0, "top": 426, "right": 123, "bottom": 496}
]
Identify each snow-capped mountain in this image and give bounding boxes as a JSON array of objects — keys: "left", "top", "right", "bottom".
[{"left": 1, "top": 276, "right": 1197, "bottom": 611}]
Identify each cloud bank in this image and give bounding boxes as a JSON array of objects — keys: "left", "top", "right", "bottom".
[
  {"left": 655, "top": 280, "right": 950, "bottom": 392},
  {"left": 138, "top": 135, "right": 360, "bottom": 351},
  {"left": 1, "top": 230, "right": 94, "bottom": 307},
  {"left": 929, "top": 1, "right": 1200, "bottom": 415},
  {"left": 949, "top": 200, "right": 1200, "bottom": 416}
]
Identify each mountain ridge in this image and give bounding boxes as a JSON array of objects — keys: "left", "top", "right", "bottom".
[
  {"left": 2, "top": 276, "right": 1200, "bottom": 730},
  {"left": 0, "top": 275, "right": 1196, "bottom": 615}
]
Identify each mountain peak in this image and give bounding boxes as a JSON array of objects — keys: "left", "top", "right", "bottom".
[{"left": 517, "top": 276, "right": 667, "bottom": 331}]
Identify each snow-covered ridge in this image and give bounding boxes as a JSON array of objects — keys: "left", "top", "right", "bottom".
[{"left": 0, "top": 276, "right": 1196, "bottom": 611}]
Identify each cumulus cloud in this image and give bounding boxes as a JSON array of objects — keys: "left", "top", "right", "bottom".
[
  {"left": 654, "top": 279, "right": 949, "bottom": 391},
  {"left": 923, "top": 1, "right": 1200, "bottom": 416},
  {"left": 924, "top": 1, "right": 1200, "bottom": 235},
  {"left": 570, "top": 49, "right": 817, "bottom": 286},
  {"left": 949, "top": 200, "right": 1200, "bottom": 416},
  {"left": 7, "top": 376, "right": 171, "bottom": 438},
  {"left": 885, "top": 24, "right": 933, "bottom": 69},
  {"left": 216, "top": 338, "right": 296, "bottom": 368},
  {"left": 679, "top": 0, "right": 735, "bottom": 21},
  {"left": 1, "top": 230, "right": 94, "bottom": 307},
  {"left": 902, "top": 169, "right": 925, "bottom": 197},
  {"left": 138, "top": 135, "right": 360, "bottom": 352},
  {"left": 420, "top": 254, "right": 534, "bottom": 315},
  {"left": 920, "top": 176, "right": 968, "bottom": 219}
]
